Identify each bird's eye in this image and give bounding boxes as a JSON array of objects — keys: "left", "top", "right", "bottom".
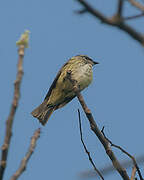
[
  {"left": 84, "top": 56, "right": 89, "bottom": 60},
  {"left": 84, "top": 56, "right": 92, "bottom": 62},
  {"left": 83, "top": 56, "right": 89, "bottom": 60}
]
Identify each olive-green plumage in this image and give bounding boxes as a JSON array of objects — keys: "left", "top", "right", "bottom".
[{"left": 31, "top": 55, "right": 99, "bottom": 125}]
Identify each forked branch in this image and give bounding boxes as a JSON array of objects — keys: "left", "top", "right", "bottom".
[
  {"left": 76, "top": 0, "right": 144, "bottom": 45},
  {"left": 101, "top": 127, "right": 143, "bottom": 180},
  {"left": 66, "top": 71, "right": 130, "bottom": 180}
]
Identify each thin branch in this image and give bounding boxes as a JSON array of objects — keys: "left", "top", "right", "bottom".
[
  {"left": 0, "top": 31, "right": 29, "bottom": 180},
  {"left": 76, "top": 0, "right": 144, "bottom": 45},
  {"left": 124, "top": 12, "right": 144, "bottom": 20},
  {"left": 117, "top": 0, "right": 124, "bottom": 17},
  {"left": 10, "top": 128, "right": 41, "bottom": 180},
  {"left": 78, "top": 109, "right": 104, "bottom": 180},
  {"left": 66, "top": 71, "right": 130, "bottom": 180},
  {"left": 0, "top": 46, "right": 25, "bottom": 180},
  {"left": 101, "top": 127, "right": 143, "bottom": 180},
  {"left": 127, "top": 0, "right": 144, "bottom": 11},
  {"left": 130, "top": 166, "right": 136, "bottom": 180}
]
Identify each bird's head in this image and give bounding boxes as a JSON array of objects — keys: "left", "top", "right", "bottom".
[{"left": 77, "top": 55, "right": 99, "bottom": 66}]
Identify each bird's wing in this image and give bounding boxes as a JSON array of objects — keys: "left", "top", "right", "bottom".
[
  {"left": 55, "top": 95, "right": 76, "bottom": 110},
  {"left": 44, "top": 62, "right": 69, "bottom": 100}
]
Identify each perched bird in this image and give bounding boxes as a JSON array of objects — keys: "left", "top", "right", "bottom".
[{"left": 31, "top": 55, "right": 99, "bottom": 125}]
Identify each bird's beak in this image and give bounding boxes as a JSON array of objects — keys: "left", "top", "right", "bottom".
[{"left": 93, "top": 61, "right": 99, "bottom": 65}]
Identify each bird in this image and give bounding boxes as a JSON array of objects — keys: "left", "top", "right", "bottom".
[{"left": 31, "top": 55, "right": 99, "bottom": 125}]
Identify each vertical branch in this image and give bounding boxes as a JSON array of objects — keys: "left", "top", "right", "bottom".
[
  {"left": 117, "top": 0, "right": 124, "bottom": 17},
  {"left": 0, "top": 31, "right": 29, "bottom": 180},
  {"left": 130, "top": 166, "right": 136, "bottom": 180}
]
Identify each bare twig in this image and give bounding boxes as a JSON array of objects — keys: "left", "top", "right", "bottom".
[
  {"left": 124, "top": 12, "right": 144, "bottom": 20},
  {"left": 78, "top": 109, "right": 104, "bottom": 180},
  {"left": 117, "top": 0, "right": 124, "bottom": 17},
  {"left": 10, "top": 128, "right": 41, "bottom": 180},
  {"left": 0, "top": 31, "right": 29, "bottom": 180},
  {"left": 101, "top": 127, "right": 143, "bottom": 180},
  {"left": 66, "top": 71, "right": 130, "bottom": 180},
  {"left": 76, "top": 0, "right": 144, "bottom": 45},
  {"left": 130, "top": 166, "right": 136, "bottom": 180},
  {"left": 127, "top": 0, "right": 144, "bottom": 11},
  {"left": 0, "top": 45, "right": 25, "bottom": 180}
]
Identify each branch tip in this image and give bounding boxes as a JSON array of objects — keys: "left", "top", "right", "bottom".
[
  {"left": 0, "top": 31, "right": 27, "bottom": 180},
  {"left": 16, "top": 30, "right": 30, "bottom": 48}
]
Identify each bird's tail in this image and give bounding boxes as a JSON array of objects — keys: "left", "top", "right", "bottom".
[{"left": 31, "top": 101, "right": 55, "bottom": 126}]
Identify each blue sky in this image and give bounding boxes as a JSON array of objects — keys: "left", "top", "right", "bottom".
[{"left": 0, "top": 1, "right": 144, "bottom": 180}]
